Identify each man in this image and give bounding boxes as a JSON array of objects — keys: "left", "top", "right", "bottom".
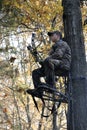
[{"left": 28, "top": 30, "right": 71, "bottom": 90}]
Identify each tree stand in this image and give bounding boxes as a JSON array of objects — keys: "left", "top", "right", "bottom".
[{"left": 27, "top": 72, "right": 72, "bottom": 118}]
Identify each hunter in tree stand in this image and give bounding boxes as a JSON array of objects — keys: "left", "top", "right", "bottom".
[{"left": 27, "top": 31, "right": 71, "bottom": 93}]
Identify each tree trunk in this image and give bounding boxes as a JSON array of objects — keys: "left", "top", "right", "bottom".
[{"left": 62, "top": 0, "right": 87, "bottom": 130}]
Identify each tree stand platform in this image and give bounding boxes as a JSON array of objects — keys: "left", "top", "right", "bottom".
[{"left": 26, "top": 74, "right": 71, "bottom": 117}]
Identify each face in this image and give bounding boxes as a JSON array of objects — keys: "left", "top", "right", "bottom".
[{"left": 50, "top": 34, "right": 60, "bottom": 42}]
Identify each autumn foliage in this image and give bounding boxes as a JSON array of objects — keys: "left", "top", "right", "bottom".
[{"left": 0, "top": 0, "right": 87, "bottom": 130}]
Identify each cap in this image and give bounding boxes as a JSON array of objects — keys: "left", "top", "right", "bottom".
[{"left": 47, "top": 30, "right": 62, "bottom": 39}]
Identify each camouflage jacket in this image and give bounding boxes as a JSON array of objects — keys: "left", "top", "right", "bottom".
[{"left": 48, "top": 40, "right": 71, "bottom": 70}]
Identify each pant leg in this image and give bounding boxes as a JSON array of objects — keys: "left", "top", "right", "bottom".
[
  {"left": 43, "top": 58, "right": 56, "bottom": 87},
  {"left": 32, "top": 67, "right": 45, "bottom": 88},
  {"left": 43, "top": 58, "right": 64, "bottom": 87}
]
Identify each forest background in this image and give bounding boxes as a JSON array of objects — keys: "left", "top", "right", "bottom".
[{"left": 0, "top": 0, "right": 87, "bottom": 130}]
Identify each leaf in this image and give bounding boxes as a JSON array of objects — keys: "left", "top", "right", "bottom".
[
  {"left": 3, "top": 108, "right": 7, "bottom": 113},
  {"left": 7, "top": 120, "right": 12, "bottom": 125},
  {"left": 9, "top": 56, "right": 16, "bottom": 62},
  {"left": 4, "top": 93, "right": 8, "bottom": 98}
]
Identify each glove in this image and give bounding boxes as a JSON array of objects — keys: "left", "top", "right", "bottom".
[{"left": 38, "top": 59, "right": 44, "bottom": 65}]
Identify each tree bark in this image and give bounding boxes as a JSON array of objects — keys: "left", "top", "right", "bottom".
[{"left": 62, "top": 0, "right": 87, "bottom": 130}]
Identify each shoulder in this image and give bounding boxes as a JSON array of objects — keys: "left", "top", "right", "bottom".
[
  {"left": 61, "top": 40, "right": 70, "bottom": 49},
  {"left": 61, "top": 40, "right": 68, "bottom": 45},
  {"left": 58, "top": 40, "right": 71, "bottom": 52},
  {"left": 57, "top": 40, "right": 68, "bottom": 47}
]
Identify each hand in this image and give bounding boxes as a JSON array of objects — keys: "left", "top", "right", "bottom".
[{"left": 38, "top": 59, "right": 44, "bottom": 65}]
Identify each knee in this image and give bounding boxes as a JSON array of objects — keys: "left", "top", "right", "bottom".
[
  {"left": 44, "top": 58, "right": 54, "bottom": 69},
  {"left": 44, "top": 58, "right": 51, "bottom": 65}
]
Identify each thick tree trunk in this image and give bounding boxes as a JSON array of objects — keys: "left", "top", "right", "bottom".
[{"left": 62, "top": 0, "right": 87, "bottom": 130}]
